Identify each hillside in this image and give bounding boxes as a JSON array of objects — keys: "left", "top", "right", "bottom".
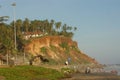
[{"left": 24, "top": 36, "right": 98, "bottom": 65}]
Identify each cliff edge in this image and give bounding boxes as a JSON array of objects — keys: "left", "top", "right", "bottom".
[{"left": 24, "top": 36, "right": 98, "bottom": 65}]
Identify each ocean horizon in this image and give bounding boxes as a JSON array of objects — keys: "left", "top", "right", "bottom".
[{"left": 103, "top": 64, "right": 120, "bottom": 75}]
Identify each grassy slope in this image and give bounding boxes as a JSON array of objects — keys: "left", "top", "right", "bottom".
[{"left": 0, "top": 65, "right": 64, "bottom": 80}]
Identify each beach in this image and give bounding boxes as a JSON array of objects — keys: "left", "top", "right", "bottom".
[
  {"left": 61, "top": 73, "right": 120, "bottom": 80},
  {"left": 60, "top": 64, "right": 120, "bottom": 80}
]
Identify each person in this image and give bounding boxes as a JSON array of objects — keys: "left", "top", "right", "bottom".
[
  {"left": 29, "top": 60, "right": 33, "bottom": 65},
  {"left": 85, "top": 67, "right": 91, "bottom": 74},
  {"left": 68, "top": 57, "right": 71, "bottom": 64},
  {"left": 65, "top": 61, "right": 68, "bottom": 65}
]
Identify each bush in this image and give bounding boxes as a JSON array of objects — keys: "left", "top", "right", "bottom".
[{"left": 61, "top": 68, "right": 74, "bottom": 78}]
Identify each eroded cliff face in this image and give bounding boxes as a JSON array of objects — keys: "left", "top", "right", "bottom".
[{"left": 24, "top": 36, "right": 98, "bottom": 65}]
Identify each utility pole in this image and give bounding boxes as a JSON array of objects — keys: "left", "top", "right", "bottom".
[
  {"left": 12, "top": 2, "right": 17, "bottom": 65},
  {"left": 12, "top": 2, "right": 16, "bottom": 50}
]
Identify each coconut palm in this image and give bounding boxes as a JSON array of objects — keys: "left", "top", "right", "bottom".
[
  {"left": 55, "top": 22, "right": 61, "bottom": 31},
  {"left": 15, "top": 19, "right": 23, "bottom": 36},
  {"left": 23, "top": 18, "right": 30, "bottom": 32}
]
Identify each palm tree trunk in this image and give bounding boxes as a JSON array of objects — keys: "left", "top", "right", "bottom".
[
  {"left": 23, "top": 52, "right": 26, "bottom": 64},
  {"left": 6, "top": 53, "right": 9, "bottom": 65},
  {"left": 15, "top": 54, "right": 17, "bottom": 65}
]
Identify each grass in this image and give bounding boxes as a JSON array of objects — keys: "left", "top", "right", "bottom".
[{"left": 0, "top": 65, "right": 64, "bottom": 80}]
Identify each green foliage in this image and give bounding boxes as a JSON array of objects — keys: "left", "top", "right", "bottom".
[
  {"left": 61, "top": 67, "right": 74, "bottom": 76},
  {"left": 47, "top": 58, "right": 59, "bottom": 65},
  {"left": 71, "top": 45, "right": 80, "bottom": 53},
  {"left": 0, "top": 18, "right": 77, "bottom": 56},
  {"left": 12, "top": 18, "right": 76, "bottom": 38},
  {"left": 59, "top": 42, "right": 70, "bottom": 54},
  {"left": 0, "top": 16, "right": 9, "bottom": 22},
  {"left": 40, "top": 47, "right": 47, "bottom": 54},
  {"left": 59, "top": 42, "right": 67, "bottom": 49},
  {"left": 0, "top": 24, "right": 14, "bottom": 55},
  {"left": 50, "top": 45, "right": 57, "bottom": 52},
  {"left": 0, "top": 65, "right": 64, "bottom": 80}
]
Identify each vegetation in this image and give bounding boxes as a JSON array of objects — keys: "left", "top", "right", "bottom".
[
  {"left": 61, "top": 67, "right": 74, "bottom": 73},
  {"left": 0, "top": 65, "right": 64, "bottom": 80},
  {"left": 40, "top": 47, "right": 47, "bottom": 54},
  {"left": 61, "top": 68, "right": 74, "bottom": 78},
  {"left": 59, "top": 42, "right": 70, "bottom": 54},
  {"left": 71, "top": 45, "right": 80, "bottom": 53},
  {"left": 0, "top": 18, "right": 77, "bottom": 65},
  {"left": 11, "top": 18, "right": 77, "bottom": 38},
  {"left": 50, "top": 45, "right": 57, "bottom": 53}
]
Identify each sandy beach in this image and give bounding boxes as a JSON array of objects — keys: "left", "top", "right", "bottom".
[{"left": 61, "top": 73, "right": 120, "bottom": 80}]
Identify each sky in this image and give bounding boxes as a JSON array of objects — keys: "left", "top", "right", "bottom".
[{"left": 0, "top": 0, "right": 120, "bottom": 64}]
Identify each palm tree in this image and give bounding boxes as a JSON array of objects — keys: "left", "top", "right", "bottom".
[
  {"left": 4, "top": 37, "right": 13, "bottom": 65},
  {"left": 43, "top": 19, "right": 49, "bottom": 33},
  {"left": 67, "top": 26, "right": 72, "bottom": 31},
  {"left": 15, "top": 19, "right": 23, "bottom": 36},
  {"left": 30, "top": 20, "right": 36, "bottom": 32},
  {"left": 62, "top": 24, "right": 67, "bottom": 32},
  {"left": 74, "top": 27, "right": 77, "bottom": 31},
  {"left": 48, "top": 19, "right": 54, "bottom": 35},
  {"left": 50, "top": 19, "right": 54, "bottom": 26},
  {"left": 0, "top": 25, "right": 14, "bottom": 65},
  {"left": 38, "top": 20, "right": 44, "bottom": 32},
  {"left": 0, "top": 16, "right": 9, "bottom": 23},
  {"left": 23, "top": 18, "right": 30, "bottom": 32},
  {"left": 55, "top": 22, "right": 61, "bottom": 31}
]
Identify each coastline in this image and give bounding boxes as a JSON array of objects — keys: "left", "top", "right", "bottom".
[
  {"left": 61, "top": 72, "right": 120, "bottom": 80},
  {"left": 60, "top": 64, "right": 120, "bottom": 80},
  {"left": 0, "top": 64, "right": 120, "bottom": 80}
]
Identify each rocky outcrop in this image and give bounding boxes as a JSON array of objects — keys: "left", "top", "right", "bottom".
[{"left": 24, "top": 36, "right": 98, "bottom": 65}]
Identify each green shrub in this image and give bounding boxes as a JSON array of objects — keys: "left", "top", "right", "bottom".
[
  {"left": 61, "top": 68, "right": 74, "bottom": 74},
  {"left": 40, "top": 47, "right": 47, "bottom": 54},
  {"left": 71, "top": 45, "right": 80, "bottom": 53},
  {"left": 50, "top": 45, "right": 57, "bottom": 52},
  {"left": 59, "top": 42, "right": 70, "bottom": 54}
]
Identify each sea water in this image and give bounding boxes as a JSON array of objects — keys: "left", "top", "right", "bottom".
[{"left": 103, "top": 64, "right": 120, "bottom": 75}]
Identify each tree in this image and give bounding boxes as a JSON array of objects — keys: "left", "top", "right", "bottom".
[
  {"left": 62, "top": 24, "right": 67, "bottom": 32},
  {"left": 0, "top": 25, "right": 14, "bottom": 65},
  {"left": 55, "top": 22, "right": 61, "bottom": 31},
  {"left": 23, "top": 18, "right": 30, "bottom": 32},
  {"left": 30, "top": 20, "right": 37, "bottom": 32},
  {"left": 74, "top": 27, "right": 77, "bottom": 31},
  {"left": 0, "top": 16, "right": 9, "bottom": 23},
  {"left": 3, "top": 37, "right": 14, "bottom": 65},
  {"left": 43, "top": 19, "right": 49, "bottom": 33},
  {"left": 67, "top": 26, "right": 72, "bottom": 31},
  {"left": 50, "top": 19, "right": 54, "bottom": 26},
  {"left": 15, "top": 19, "right": 23, "bottom": 36},
  {"left": 48, "top": 19, "right": 54, "bottom": 35}
]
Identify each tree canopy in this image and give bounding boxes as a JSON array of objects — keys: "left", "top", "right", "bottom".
[{"left": 0, "top": 18, "right": 77, "bottom": 55}]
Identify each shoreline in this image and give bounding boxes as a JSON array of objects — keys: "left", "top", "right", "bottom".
[
  {"left": 0, "top": 64, "right": 120, "bottom": 80},
  {"left": 61, "top": 72, "right": 120, "bottom": 80},
  {"left": 59, "top": 64, "right": 120, "bottom": 80}
]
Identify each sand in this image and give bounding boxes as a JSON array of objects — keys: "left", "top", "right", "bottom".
[{"left": 61, "top": 73, "right": 120, "bottom": 80}]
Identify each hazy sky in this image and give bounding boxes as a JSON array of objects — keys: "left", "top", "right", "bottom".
[{"left": 0, "top": 0, "right": 120, "bottom": 64}]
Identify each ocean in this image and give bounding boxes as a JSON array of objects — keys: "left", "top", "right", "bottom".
[{"left": 103, "top": 64, "right": 120, "bottom": 75}]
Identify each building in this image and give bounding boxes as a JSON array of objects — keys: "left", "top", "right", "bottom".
[{"left": 22, "top": 31, "right": 48, "bottom": 40}]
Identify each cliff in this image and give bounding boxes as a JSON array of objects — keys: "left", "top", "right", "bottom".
[{"left": 24, "top": 36, "right": 98, "bottom": 65}]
